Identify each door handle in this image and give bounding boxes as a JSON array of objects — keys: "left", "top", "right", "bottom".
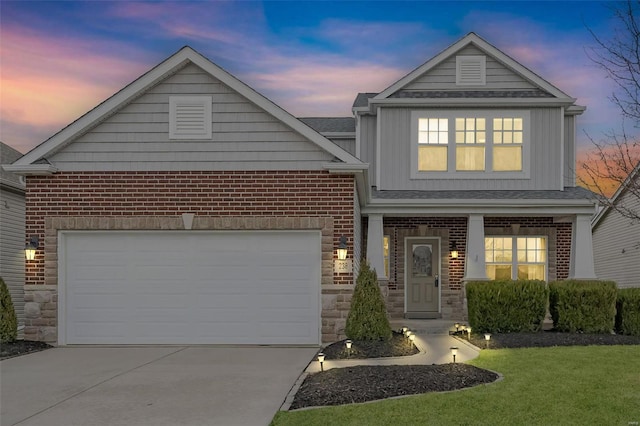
[{"left": 435, "top": 274, "right": 439, "bottom": 287}]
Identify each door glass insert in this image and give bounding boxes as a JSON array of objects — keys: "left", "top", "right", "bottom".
[{"left": 412, "top": 244, "right": 433, "bottom": 277}]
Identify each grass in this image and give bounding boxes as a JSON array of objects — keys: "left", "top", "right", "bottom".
[{"left": 271, "top": 345, "right": 640, "bottom": 426}]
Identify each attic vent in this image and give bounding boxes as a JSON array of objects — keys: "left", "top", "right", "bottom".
[
  {"left": 456, "top": 56, "right": 486, "bottom": 86},
  {"left": 169, "top": 96, "right": 212, "bottom": 139}
]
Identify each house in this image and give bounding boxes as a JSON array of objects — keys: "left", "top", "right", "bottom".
[
  {"left": 592, "top": 162, "right": 640, "bottom": 288},
  {"left": 3, "top": 33, "right": 597, "bottom": 346},
  {"left": 0, "top": 142, "right": 26, "bottom": 335}
]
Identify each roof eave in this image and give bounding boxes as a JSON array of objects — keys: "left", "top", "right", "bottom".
[{"left": 2, "top": 164, "right": 58, "bottom": 175}]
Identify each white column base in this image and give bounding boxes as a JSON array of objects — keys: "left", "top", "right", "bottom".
[{"left": 463, "top": 214, "right": 488, "bottom": 281}]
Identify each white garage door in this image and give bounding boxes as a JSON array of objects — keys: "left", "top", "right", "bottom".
[{"left": 59, "top": 231, "right": 321, "bottom": 345}]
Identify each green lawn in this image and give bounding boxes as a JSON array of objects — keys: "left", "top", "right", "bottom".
[{"left": 271, "top": 345, "right": 640, "bottom": 426}]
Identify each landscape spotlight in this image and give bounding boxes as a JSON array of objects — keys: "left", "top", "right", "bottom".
[
  {"left": 317, "top": 352, "right": 325, "bottom": 371},
  {"left": 345, "top": 340, "right": 352, "bottom": 349},
  {"left": 450, "top": 347, "right": 458, "bottom": 363},
  {"left": 409, "top": 334, "right": 416, "bottom": 347},
  {"left": 484, "top": 333, "right": 491, "bottom": 348}
]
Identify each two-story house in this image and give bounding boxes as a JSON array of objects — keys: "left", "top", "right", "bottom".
[{"left": 4, "top": 33, "right": 597, "bottom": 346}]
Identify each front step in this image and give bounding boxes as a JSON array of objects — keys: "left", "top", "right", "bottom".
[{"left": 405, "top": 312, "right": 442, "bottom": 319}]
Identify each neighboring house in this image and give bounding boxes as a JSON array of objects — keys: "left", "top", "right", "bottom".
[
  {"left": 592, "top": 162, "right": 640, "bottom": 288},
  {"left": 0, "top": 142, "right": 26, "bottom": 334},
  {"left": 4, "top": 33, "right": 597, "bottom": 346}
]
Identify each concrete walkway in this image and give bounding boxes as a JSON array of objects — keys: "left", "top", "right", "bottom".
[{"left": 303, "top": 319, "right": 480, "bottom": 374}]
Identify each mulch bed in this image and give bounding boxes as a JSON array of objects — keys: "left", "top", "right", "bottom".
[
  {"left": 289, "top": 364, "right": 498, "bottom": 410},
  {"left": 468, "top": 331, "right": 640, "bottom": 349},
  {"left": 322, "top": 331, "right": 419, "bottom": 359},
  {"left": 290, "top": 331, "right": 640, "bottom": 410},
  {"left": 0, "top": 340, "right": 53, "bottom": 360}
]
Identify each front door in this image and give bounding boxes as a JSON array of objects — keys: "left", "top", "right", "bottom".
[{"left": 406, "top": 238, "right": 440, "bottom": 316}]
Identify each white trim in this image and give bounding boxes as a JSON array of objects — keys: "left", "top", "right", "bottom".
[
  {"left": 591, "top": 162, "right": 640, "bottom": 228},
  {"left": 375, "top": 107, "right": 382, "bottom": 189},
  {"left": 355, "top": 114, "right": 361, "bottom": 159},
  {"left": 559, "top": 107, "right": 565, "bottom": 190},
  {"left": 404, "top": 236, "right": 441, "bottom": 314},
  {"left": 14, "top": 46, "right": 362, "bottom": 167}
]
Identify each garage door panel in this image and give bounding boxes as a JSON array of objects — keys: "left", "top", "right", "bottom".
[{"left": 62, "top": 231, "right": 320, "bottom": 344}]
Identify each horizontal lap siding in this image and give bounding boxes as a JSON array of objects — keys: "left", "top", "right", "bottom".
[
  {"left": 403, "top": 45, "right": 538, "bottom": 91},
  {"left": 25, "top": 171, "right": 355, "bottom": 287},
  {"left": 0, "top": 188, "right": 25, "bottom": 326},
  {"left": 593, "top": 190, "right": 640, "bottom": 288},
  {"left": 377, "top": 107, "right": 562, "bottom": 190},
  {"left": 48, "top": 64, "right": 333, "bottom": 171}
]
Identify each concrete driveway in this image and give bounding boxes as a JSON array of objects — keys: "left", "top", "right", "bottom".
[{"left": 1, "top": 346, "right": 316, "bottom": 426}]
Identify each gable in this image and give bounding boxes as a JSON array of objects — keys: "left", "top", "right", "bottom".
[
  {"left": 47, "top": 63, "right": 336, "bottom": 171},
  {"left": 8, "top": 46, "right": 362, "bottom": 175},
  {"left": 399, "top": 44, "right": 543, "bottom": 94}
]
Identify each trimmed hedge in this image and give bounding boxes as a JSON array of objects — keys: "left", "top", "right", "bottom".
[
  {"left": 549, "top": 280, "right": 617, "bottom": 333},
  {"left": 466, "top": 280, "right": 548, "bottom": 333},
  {"left": 615, "top": 288, "right": 640, "bottom": 336},
  {"left": 345, "top": 260, "right": 392, "bottom": 341},
  {"left": 0, "top": 277, "right": 17, "bottom": 343}
]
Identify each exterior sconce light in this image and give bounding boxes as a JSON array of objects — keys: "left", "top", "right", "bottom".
[
  {"left": 450, "top": 346, "right": 458, "bottom": 363},
  {"left": 484, "top": 333, "right": 491, "bottom": 348},
  {"left": 317, "top": 352, "right": 325, "bottom": 371},
  {"left": 25, "top": 235, "right": 39, "bottom": 261},
  {"left": 337, "top": 235, "right": 348, "bottom": 260},
  {"left": 450, "top": 241, "right": 459, "bottom": 259}
]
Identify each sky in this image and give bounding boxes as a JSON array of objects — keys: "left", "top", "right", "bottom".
[{"left": 0, "top": 0, "right": 627, "bottom": 157}]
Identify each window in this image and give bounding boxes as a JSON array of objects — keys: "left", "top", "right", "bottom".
[
  {"left": 456, "top": 118, "right": 485, "bottom": 171},
  {"left": 169, "top": 96, "right": 212, "bottom": 140},
  {"left": 383, "top": 235, "right": 390, "bottom": 277},
  {"left": 493, "top": 118, "right": 523, "bottom": 171},
  {"left": 485, "top": 236, "right": 546, "bottom": 280},
  {"left": 411, "top": 110, "right": 529, "bottom": 178},
  {"left": 418, "top": 118, "right": 448, "bottom": 171}
]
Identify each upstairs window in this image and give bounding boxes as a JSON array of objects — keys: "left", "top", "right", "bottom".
[
  {"left": 411, "top": 110, "right": 529, "bottom": 178},
  {"left": 418, "top": 118, "right": 448, "bottom": 171},
  {"left": 169, "top": 96, "right": 212, "bottom": 140},
  {"left": 493, "top": 118, "right": 523, "bottom": 171},
  {"left": 455, "top": 117, "right": 485, "bottom": 171}
]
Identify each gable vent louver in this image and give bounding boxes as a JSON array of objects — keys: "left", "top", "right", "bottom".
[
  {"left": 456, "top": 56, "right": 486, "bottom": 86},
  {"left": 169, "top": 96, "right": 212, "bottom": 140}
]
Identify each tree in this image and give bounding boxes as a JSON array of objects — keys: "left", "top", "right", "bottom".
[
  {"left": 579, "top": 0, "right": 640, "bottom": 221},
  {"left": 345, "top": 260, "right": 392, "bottom": 341}
]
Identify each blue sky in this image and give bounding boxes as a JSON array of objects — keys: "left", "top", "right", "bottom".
[{"left": 0, "top": 1, "right": 624, "bottom": 155}]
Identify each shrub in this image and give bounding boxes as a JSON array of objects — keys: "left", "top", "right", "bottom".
[
  {"left": 549, "top": 280, "right": 617, "bottom": 333},
  {"left": 615, "top": 288, "right": 640, "bottom": 336},
  {"left": 0, "top": 277, "right": 18, "bottom": 343},
  {"left": 345, "top": 260, "right": 392, "bottom": 341},
  {"left": 466, "top": 280, "right": 548, "bottom": 333}
]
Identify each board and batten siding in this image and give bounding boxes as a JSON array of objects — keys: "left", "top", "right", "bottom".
[
  {"left": 402, "top": 45, "right": 538, "bottom": 92},
  {"left": 47, "top": 63, "right": 334, "bottom": 171},
  {"left": 563, "top": 115, "right": 576, "bottom": 187},
  {"left": 0, "top": 188, "right": 25, "bottom": 327},
  {"left": 376, "top": 107, "right": 564, "bottom": 191},
  {"left": 593, "top": 188, "right": 640, "bottom": 288},
  {"left": 358, "top": 115, "right": 377, "bottom": 186}
]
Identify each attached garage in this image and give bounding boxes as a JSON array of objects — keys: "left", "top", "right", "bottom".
[{"left": 58, "top": 231, "right": 321, "bottom": 345}]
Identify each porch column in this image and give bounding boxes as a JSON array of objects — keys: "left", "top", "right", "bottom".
[
  {"left": 569, "top": 214, "right": 597, "bottom": 279},
  {"left": 464, "top": 214, "right": 488, "bottom": 281},
  {"left": 366, "top": 214, "right": 387, "bottom": 279}
]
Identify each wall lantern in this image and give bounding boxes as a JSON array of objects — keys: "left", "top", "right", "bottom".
[
  {"left": 450, "top": 241, "right": 459, "bottom": 259},
  {"left": 25, "top": 235, "right": 39, "bottom": 261},
  {"left": 337, "top": 235, "right": 348, "bottom": 260}
]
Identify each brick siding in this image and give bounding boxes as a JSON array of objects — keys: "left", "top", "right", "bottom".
[{"left": 23, "top": 171, "right": 355, "bottom": 343}]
